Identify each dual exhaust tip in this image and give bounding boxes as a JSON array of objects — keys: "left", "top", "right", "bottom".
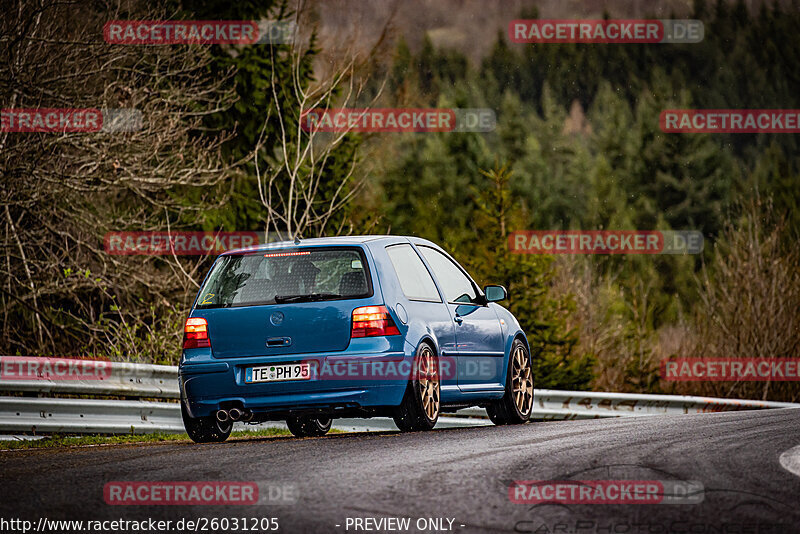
[{"left": 216, "top": 407, "right": 252, "bottom": 423}]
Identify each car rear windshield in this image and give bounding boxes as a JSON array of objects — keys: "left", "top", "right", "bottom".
[{"left": 195, "top": 247, "right": 372, "bottom": 308}]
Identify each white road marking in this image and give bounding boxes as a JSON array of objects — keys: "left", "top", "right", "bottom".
[{"left": 779, "top": 445, "right": 800, "bottom": 478}]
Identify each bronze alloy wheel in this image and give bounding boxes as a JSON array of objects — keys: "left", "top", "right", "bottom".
[
  {"left": 417, "top": 344, "right": 440, "bottom": 420},
  {"left": 487, "top": 339, "right": 533, "bottom": 425},
  {"left": 511, "top": 344, "right": 533, "bottom": 416},
  {"left": 393, "top": 342, "right": 440, "bottom": 431}
]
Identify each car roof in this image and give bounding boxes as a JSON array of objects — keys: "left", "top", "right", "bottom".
[{"left": 221, "top": 235, "right": 440, "bottom": 255}]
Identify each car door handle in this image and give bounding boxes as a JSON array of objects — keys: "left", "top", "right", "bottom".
[{"left": 454, "top": 316, "right": 463, "bottom": 324}]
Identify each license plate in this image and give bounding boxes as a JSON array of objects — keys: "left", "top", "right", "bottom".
[{"left": 245, "top": 363, "right": 310, "bottom": 384}]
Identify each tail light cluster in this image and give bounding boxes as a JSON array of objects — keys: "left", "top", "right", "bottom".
[
  {"left": 351, "top": 306, "right": 401, "bottom": 338},
  {"left": 184, "top": 317, "right": 211, "bottom": 349}
]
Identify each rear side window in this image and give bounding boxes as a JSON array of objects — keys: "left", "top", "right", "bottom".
[
  {"left": 418, "top": 246, "right": 479, "bottom": 304},
  {"left": 385, "top": 244, "right": 441, "bottom": 302},
  {"left": 195, "top": 248, "right": 371, "bottom": 308}
]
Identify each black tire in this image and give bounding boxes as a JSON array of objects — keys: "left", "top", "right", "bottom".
[
  {"left": 487, "top": 339, "right": 533, "bottom": 425},
  {"left": 393, "top": 342, "right": 440, "bottom": 432},
  {"left": 286, "top": 416, "right": 332, "bottom": 437},
  {"left": 181, "top": 400, "right": 232, "bottom": 443}
]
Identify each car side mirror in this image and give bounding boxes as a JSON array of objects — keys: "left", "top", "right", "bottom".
[{"left": 484, "top": 285, "right": 507, "bottom": 302}]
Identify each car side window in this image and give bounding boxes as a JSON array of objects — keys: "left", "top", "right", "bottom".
[
  {"left": 385, "top": 244, "right": 442, "bottom": 302},
  {"left": 418, "top": 246, "right": 479, "bottom": 304}
]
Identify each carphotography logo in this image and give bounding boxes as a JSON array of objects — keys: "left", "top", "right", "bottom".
[
  {"left": 0, "top": 108, "right": 142, "bottom": 133},
  {"left": 509, "top": 19, "right": 704, "bottom": 44},
  {"left": 513, "top": 516, "right": 789, "bottom": 534},
  {"left": 104, "top": 231, "right": 260, "bottom": 255},
  {"left": 0, "top": 356, "right": 111, "bottom": 381},
  {"left": 508, "top": 480, "right": 704, "bottom": 505},
  {"left": 509, "top": 230, "right": 704, "bottom": 254},
  {"left": 507, "top": 462, "right": 798, "bottom": 533},
  {"left": 300, "top": 108, "right": 496, "bottom": 133},
  {"left": 661, "top": 109, "right": 800, "bottom": 133},
  {"left": 661, "top": 358, "right": 800, "bottom": 381},
  {"left": 511, "top": 485, "right": 795, "bottom": 533},
  {"left": 104, "top": 20, "right": 295, "bottom": 45}
]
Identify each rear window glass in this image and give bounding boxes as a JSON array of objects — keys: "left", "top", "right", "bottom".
[{"left": 195, "top": 248, "right": 371, "bottom": 308}]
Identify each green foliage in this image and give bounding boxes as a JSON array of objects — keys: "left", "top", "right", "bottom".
[
  {"left": 179, "top": 0, "right": 362, "bottom": 236},
  {"left": 91, "top": 305, "right": 186, "bottom": 365},
  {"left": 371, "top": 3, "right": 800, "bottom": 392},
  {"left": 467, "top": 163, "right": 595, "bottom": 390}
]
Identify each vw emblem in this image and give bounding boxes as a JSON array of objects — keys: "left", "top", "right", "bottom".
[{"left": 270, "top": 311, "right": 284, "bottom": 326}]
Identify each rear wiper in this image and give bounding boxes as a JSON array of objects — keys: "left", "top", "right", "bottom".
[{"left": 274, "top": 293, "right": 342, "bottom": 303}]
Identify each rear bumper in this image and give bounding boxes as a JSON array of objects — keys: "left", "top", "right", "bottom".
[{"left": 180, "top": 349, "right": 412, "bottom": 419}]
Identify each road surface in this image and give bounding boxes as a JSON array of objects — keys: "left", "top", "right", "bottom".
[{"left": 2, "top": 408, "right": 799, "bottom": 533}]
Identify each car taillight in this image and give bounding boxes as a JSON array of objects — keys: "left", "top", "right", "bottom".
[
  {"left": 183, "top": 317, "right": 211, "bottom": 349},
  {"left": 351, "top": 305, "right": 401, "bottom": 338}
]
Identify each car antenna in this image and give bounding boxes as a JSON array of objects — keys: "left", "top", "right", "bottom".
[{"left": 294, "top": 234, "right": 302, "bottom": 245}]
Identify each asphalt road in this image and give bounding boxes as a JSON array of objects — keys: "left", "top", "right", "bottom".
[
  {"left": 2, "top": 409, "right": 800, "bottom": 534},
  {"left": 233, "top": 414, "right": 492, "bottom": 434}
]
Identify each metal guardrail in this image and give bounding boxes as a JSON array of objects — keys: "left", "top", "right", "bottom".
[
  {"left": 0, "top": 397, "right": 184, "bottom": 434},
  {"left": 458, "top": 389, "right": 799, "bottom": 421},
  {"left": 0, "top": 361, "right": 179, "bottom": 398},
  {"left": 0, "top": 359, "right": 797, "bottom": 434}
]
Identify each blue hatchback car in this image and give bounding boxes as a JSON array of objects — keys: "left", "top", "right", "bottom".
[{"left": 179, "top": 236, "right": 533, "bottom": 442}]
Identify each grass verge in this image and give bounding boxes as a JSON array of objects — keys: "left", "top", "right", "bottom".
[{"left": 0, "top": 427, "right": 344, "bottom": 451}]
